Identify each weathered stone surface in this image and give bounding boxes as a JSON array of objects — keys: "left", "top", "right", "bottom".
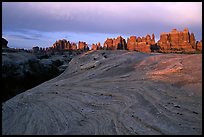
[
  {"left": 169, "top": 29, "right": 180, "bottom": 50},
  {"left": 103, "top": 38, "right": 113, "bottom": 50},
  {"left": 137, "top": 37, "right": 142, "bottom": 42},
  {"left": 135, "top": 42, "right": 151, "bottom": 53},
  {"left": 158, "top": 28, "right": 196, "bottom": 53},
  {"left": 146, "top": 34, "right": 151, "bottom": 45},
  {"left": 113, "top": 36, "right": 126, "bottom": 50},
  {"left": 92, "top": 44, "right": 97, "bottom": 50},
  {"left": 196, "top": 40, "right": 202, "bottom": 51},
  {"left": 2, "top": 38, "right": 8, "bottom": 48},
  {"left": 52, "top": 39, "right": 67, "bottom": 50},
  {"left": 104, "top": 36, "right": 126, "bottom": 50},
  {"left": 65, "top": 41, "right": 71, "bottom": 50},
  {"left": 142, "top": 37, "right": 146, "bottom": 42},
  {"left": 190, "top": 33, "right": 196, "bottom": 49},
  {"left": 78, "top": 41, "right": 85, "bottom": 50},
  {"left": 152, "top": 34, "right": 155, "bottom": 44},
  {"left": 92, "top": 42, "right": 102, "bottom": 50},
  {"left": 2, "top": 50, "right": 202, "bottom": 135},
  {"left": 51, "top": 39, "right": 80, "bottom": 52},
  {"left": 127, "top": 34, "right": 155, "bottom": 53},
  {"left": 70, "top": 42, "right": 77, "bottom": 51},
  {"left": 127, "top": 36, "right": 137, "bottom": 51},
  {"left": 158, "top": 32, "right": 171, "bottom": 52}
]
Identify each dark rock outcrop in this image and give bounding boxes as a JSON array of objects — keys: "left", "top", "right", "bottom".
[{"left": 2, "top": 37, "right": 8, "bottom": 48}]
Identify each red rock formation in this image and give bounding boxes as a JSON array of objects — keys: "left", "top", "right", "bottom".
[
  {"left": 196, "top": 40, "right": 202, "bottom": 51},
  {"left": 91, "top": 44, "right": 97, "bottom": 50},
  {"left": 169, "top": 29, "right": 180, "bottom": 50},
  {"left": 112, "top": 36, "right": 126, "bottom": 50},
  {"left": 65, "top": 41, "right": 71, "bottom": 50},
  {"left": 158, "top": 32, "right": 171, "bottom": 52},
  {"left": 78, "top": 41, "right": 85, "bottom": 50},
  {"left": 137, "top": 37, "right": 142, "bottom": 42},
  {"left": 127, "top": 34, "right": 156, "bottom": 53},
  {"left": 52, "top": 39, "right": 68, "bottom": 50},
  {"left": 142, "top": 37, "right": 146, "bottom": 42},
  {"left": 70, "top": 42, "right": 77, "bottom": 51},
  {"left": 103, "top": 38, "right": 113, "bottom": 50},
  {"left": 158, "top": 28, "right": 196, "bottom": 53},
  {"left": 78, "top": 41, "right": 89, "bottom": 51},
  {"left": 97, "top": 42, "right": 102, "bottom": 50},
  {"left": 127, "top": 36, "right": 137, "bottom": 51},
  {"left": 152, "top": 34, "right": 155, "bottom": 44},
  {"left": 92, "top": 42, "right": 102, "bottom": 50},
  {"left": 190, "top": 33, "right": 196, "bottom": 49},
  {"left": 104, "top": 36, "right": 126, "bottom": 50},
  {"left": 51, "top": 39, "right": 79, "bottom": 51},
  {"left": 135, "top": 42, "right": 151, "bottom": 53},
  {"left": 146, "top": 34, "right": 152, "bottom": 45}
]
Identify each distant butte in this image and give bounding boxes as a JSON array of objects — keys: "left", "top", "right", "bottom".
[{"left": 20, "top": 28, "right": 202, "bottom": 54}]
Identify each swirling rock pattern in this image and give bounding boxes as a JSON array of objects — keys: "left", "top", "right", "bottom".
[{"left": 2, "top": 50, "right": 202, "bottom": 135}]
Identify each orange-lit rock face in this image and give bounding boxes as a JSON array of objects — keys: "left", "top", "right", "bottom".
[
  {"left": 92, "top": 44, "right": 96, "bottom": 50},
  {"left": 190, "top": 33, "right": 196, "bottom": 49},
  {"left": 70, "top": 42, "right": 77, "bottom": 50},
  {"left": 78, "top": 41, "right": 85, "bottom": 50},
  {"left": 152, "top": 34, "right": 155, "bottom": 44},
  {"left": 113, "top": 36, "right": 126, "bottom": 50},
  {"left": 127, "top": 36, "right": 137, "bottom": 51},
  {"left": 52, "top": 39, "right": 70, "bottom": 50},
  {"left": 65, "top": 41, "right": 71, "bottom": 50},
  {"left": 104, "top": 38, "right": 113, "bottom": 50},
  {"left": 91, "top": 43, "right": 99, "bottom": 50},
  {"left": 158, "top": 33, "right": 170, "bottom": 51},
  {"left": 127, "top": 34, "right": 155, "bottom": 53},
  {"left": 197, "top": 40, "right": 202, "bottom": 51},
  {"left": 169, "top": 29, "right": 180, "bottom": 49},
  {"left": 137, "top": 37, "right": 142, "bottom": 42},
  {"left": 78, "top": 41, "right": 89, "bottom": 51},
  {"left": 146, "top": 34, "right": 151, "bottom": 45},
  {"left": 135, "top": 42, "right": 151, "bottom": 53},
  {"left": 52, "top": 39, "right": 78, "bottom": 51},
  {"left": 158, "top": 28, "right": 196, "bottom": 52},
  {"left": 142, "top": 37, "right": 146, "bottom": 42}
]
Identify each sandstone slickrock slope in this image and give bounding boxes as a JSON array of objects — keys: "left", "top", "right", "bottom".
[{"left": 2, "top": 50, "right": 202, "bottom": 135}]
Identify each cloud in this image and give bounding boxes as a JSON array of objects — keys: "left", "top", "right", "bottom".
[
  {"left": 3, "top": 2, "right": 202, "bottom": 33},
  {"left": 2, "top": 2, "right": 202, "bottom": 49},
  {"left": 7, "top": 34, "right": 39, "bottom": 41}
]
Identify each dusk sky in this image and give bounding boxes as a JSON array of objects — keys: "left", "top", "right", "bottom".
[{"left": 2, "top": 2, "right": 202, "bottom": 49}]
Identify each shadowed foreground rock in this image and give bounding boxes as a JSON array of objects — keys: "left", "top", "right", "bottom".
[{"left": 2, "top": 50, "right": 202, "bottom": 135}]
